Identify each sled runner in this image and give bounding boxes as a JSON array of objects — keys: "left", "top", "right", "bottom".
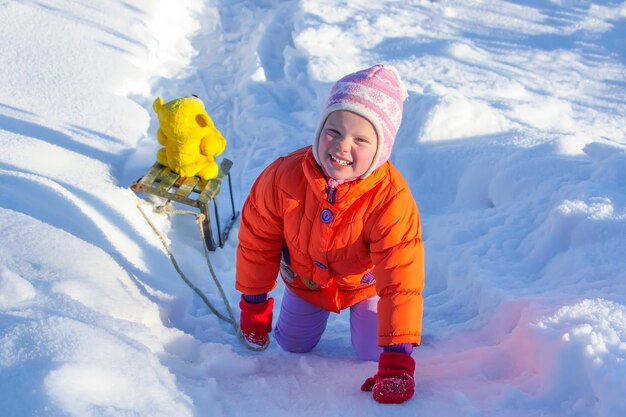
[{"left": 131, "top": 158, "right": 239, "bottom": 250}]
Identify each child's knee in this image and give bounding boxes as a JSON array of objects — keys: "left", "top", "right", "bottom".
[{"left": 274, "top": 328, "right": 320, "bottom": 353}]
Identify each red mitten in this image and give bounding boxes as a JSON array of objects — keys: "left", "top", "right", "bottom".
[
  {"left": 361, "top": 352, "right": 415, "bottom": 404},
  {"left": 239, "top": 296, "right": 274, "bottom": 346}
]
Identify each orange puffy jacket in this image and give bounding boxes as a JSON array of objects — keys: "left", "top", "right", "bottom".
[{"left": 236, "top": 146, "right": 424, "bottom": 346}]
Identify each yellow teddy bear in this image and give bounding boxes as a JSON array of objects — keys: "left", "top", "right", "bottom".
[{"left": 153, "top": 96, "right": 227, "bottom": 180}]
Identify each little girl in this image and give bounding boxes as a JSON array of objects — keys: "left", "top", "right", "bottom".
[{"left": 236, "top": 65, "right": 425, "bottom": 404}]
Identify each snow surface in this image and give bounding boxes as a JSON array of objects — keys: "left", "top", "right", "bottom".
[{"left": 1, "top": 0, "right": 625, "bottom": 416}]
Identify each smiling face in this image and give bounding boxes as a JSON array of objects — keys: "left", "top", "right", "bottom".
[{"left": 317, "top": 110, "right": 378, "bottom": 181}]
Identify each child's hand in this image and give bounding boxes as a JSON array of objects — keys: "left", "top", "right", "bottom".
[
  {"left": 239, "top": 296, "right": 274, "bottom": 346},
  {"left": 361, "top": 352, "right": 415, "bottom": 404}
]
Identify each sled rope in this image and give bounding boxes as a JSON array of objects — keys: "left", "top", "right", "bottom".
[{"left": 136, "top": 199, "right": 269, "bottom": 352}]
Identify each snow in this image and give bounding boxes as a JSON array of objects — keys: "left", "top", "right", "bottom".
[
  {"left": 1, "top": 0, "right": 625, "bottom": 416},
  {"left": 0, "top": 266, "right": 36, "bottom": 310}
]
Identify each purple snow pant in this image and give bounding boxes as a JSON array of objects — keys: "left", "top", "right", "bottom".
[{"left": 274, "top": 286, "right": 383, "bottom": 361}]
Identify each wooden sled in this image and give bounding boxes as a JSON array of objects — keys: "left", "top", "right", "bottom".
[{"left": 131, "top": 159, "right": 239, "bottom": 251}]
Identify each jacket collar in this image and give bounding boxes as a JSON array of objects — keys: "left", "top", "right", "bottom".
[{"left": 302, "top": 147, "right": 388, "bottom": 210}]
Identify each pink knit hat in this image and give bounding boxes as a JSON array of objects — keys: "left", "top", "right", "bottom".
[{"left": 312, "top": 64, "right": 408, "bottom": 179}]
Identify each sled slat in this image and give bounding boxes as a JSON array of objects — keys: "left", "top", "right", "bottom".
[
  {"left": 139, "top": 163, "right": 164, "bottom": 186},
  {"left": 158, "top": 170, "right": 180, "bottom": 191},
  {"left": 198, "top": 159, "right": 232, "bottom": 204},
  {"left": 176, "top": 176, "right": 200, "bottom": 198},
  {"left": 195, "top": 179, "right": 209, "bottom": 193}
]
